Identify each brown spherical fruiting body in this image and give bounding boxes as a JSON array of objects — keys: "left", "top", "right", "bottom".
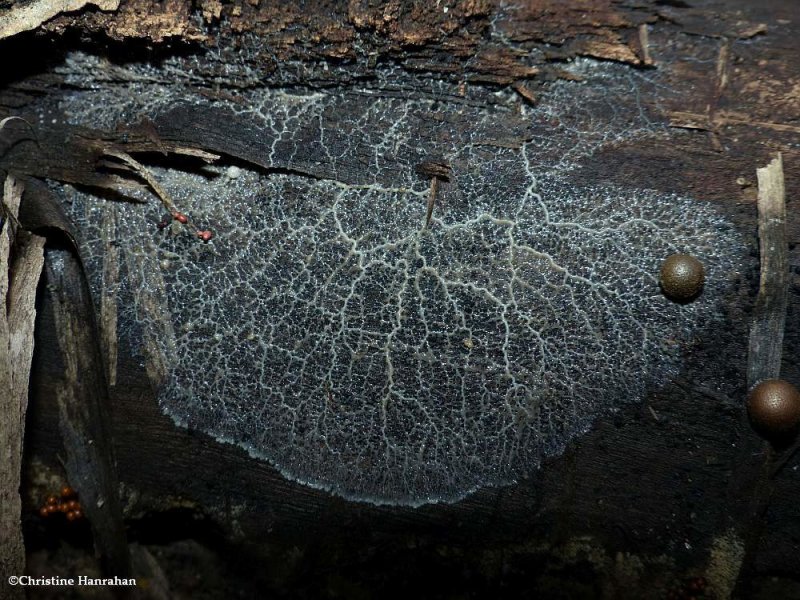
[
  {"left": 747, "top": 379, "right": 800, "bottom": 441},
  {"left": 659, "top": 254, "right": 705, "bottom": 302}
]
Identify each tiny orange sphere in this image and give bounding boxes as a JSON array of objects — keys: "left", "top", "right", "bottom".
[
  {"left": 66, "top": 511, "right": 78, "bottom": 522},
  {"left": 46, "top": 495, "right": 59, "bottom": 506},
  {"left": 39, "top": 506, "right": 51, "bottom": 518},
  {"left": 197, "top": 230, "right": 214, "bottom": 242},
  {"left": 66, "top": 500, "right": 80, "bottom": 511},
  {"left": 60, "top": 485, "right": 76, "bottom": 499},
  {"left": 71, "top": 509, "right": 84, "bottom": 520},
  {"left": 173, "top": 212, "right": 189, "bottom": 224}
]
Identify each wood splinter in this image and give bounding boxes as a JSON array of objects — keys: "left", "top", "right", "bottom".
[
  {"left": 731, "top": 153, "right": 791, "bottom": 597},
  {"left": 103, "top": 148, "right": 215, "bottom": 242},
  {"left": 415, "top": 160, "right": 452, "bottom": 229},
  {"left": 0, "top": 175, "right": 46, "bottom": 593},
  {"left": 747, "top": 153, "right": 788, "bottom": 390}
]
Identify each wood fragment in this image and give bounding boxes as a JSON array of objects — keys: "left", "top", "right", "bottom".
[
  {"left": 100, "top": 206, "right": 119, "bottom": 386},
  {"left": 0, "top": 176, "right": 45, "bottom": 596},
  {"left": 0, "top": 0, "right": 120, "bottom": 40},
  {"left": 512, "top": 81, "right": 537, "bottom": 105},
  {"left": 425, "top": 177, "right": 438, "bottom": 229},
  {"left": 638, "top": 24, "right": 654, "bottom": 66},
  {"left": 416, "top": 161, "right": 451, "bottom": 230},
  {"left": 737, "top": 23, "right": 767, "bottom": 39},
  {"left": 45, "top": 246, "right": 132, "bottom": 580},
  {"left": 171, "top": 147, "right": 221, "bottom": 162},
  {"left": 747, "top": 153, "right": 787, "bottom": 389},
  {"left": 669, "top": 111, "right": 800, "bottom": 135},
  {"left": 706, "top": 40, "right": 730, "bottom": 151},
  {"left": 103, "top": 149, "right": 181, "bottom": 215},
  {"left": 0, "top": 116, "right": 33, "bottom": 133},
  {"left": 713, "top": 40, "right": 731, "bottom": 101},
  {"left": 725, "top": 158, "right": 790, "bottom": 599}
]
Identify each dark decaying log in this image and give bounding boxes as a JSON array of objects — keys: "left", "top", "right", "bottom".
[{"left": 1, "top": 0, "right": 799, "bottom": 598}]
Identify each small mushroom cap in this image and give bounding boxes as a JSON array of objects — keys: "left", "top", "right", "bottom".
[
  {"left": 415, "top": 160, "right": 452, "bottom": 181},
  {"left": 660, "top": 254, "right": 705, "bottom": 302},
  {"left": 747, "top": 379, "right": 800, "bottom": 440}
]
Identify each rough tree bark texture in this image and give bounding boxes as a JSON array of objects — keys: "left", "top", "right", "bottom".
[
  {"left": 1, "top": 0, "right": 799, "bottom": 598},
  {"left": 0, "top": 176, "right": 45, "bottom": 598}
]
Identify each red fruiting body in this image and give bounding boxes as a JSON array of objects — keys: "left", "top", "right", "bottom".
[
  {"left": 66, "top": 500, "right": 80, "bottom": 511},
  {"left": 197, "top": 230, "right": 214, "bottom": 242},
  {"left": 173, "top": 212, "right": 189, "bottom": 224},
  {"left": 46, "top": 495, "right": 58, "bottom": 506},
  {"left": 71, "top": 509, "right": 84, "bottom": 520},
  {"left": 39, "top": 506, "right": 50, "bottom": 518},
  {"left": 60, "top": 486, "right": 76, "bottom": 499},
  {"left": 66, "top": 511, "right": 78, "bottom": 522}
]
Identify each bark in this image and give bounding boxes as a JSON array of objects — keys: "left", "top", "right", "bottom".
[{"left": 0, "top": 176, "right": 44, "bottom": 598}]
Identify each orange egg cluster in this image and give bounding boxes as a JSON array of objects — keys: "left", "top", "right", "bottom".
[{"left": 38, "top": 486, "right": 84, "bottom": 522}]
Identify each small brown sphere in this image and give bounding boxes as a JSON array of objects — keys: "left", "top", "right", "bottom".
[
  {"left": 660, "top": 254, "right": 705, "bottom": 302},
  {"left": 60, "top": 485, "right": 76, "bottom": 499},
  {"left": 747, "top": 379, "right": 800, "bottom": 440},
  {"left": 46, "top": 495, "right": 59, "bottom": 506}
]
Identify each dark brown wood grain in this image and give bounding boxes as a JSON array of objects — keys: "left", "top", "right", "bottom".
[{"left": 43, "top": 242, "right": 132, "bottom": 583}]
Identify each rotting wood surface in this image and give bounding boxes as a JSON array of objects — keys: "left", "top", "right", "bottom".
[{"left": 1, "top": 0, "right": 799, "bottom": 598}]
